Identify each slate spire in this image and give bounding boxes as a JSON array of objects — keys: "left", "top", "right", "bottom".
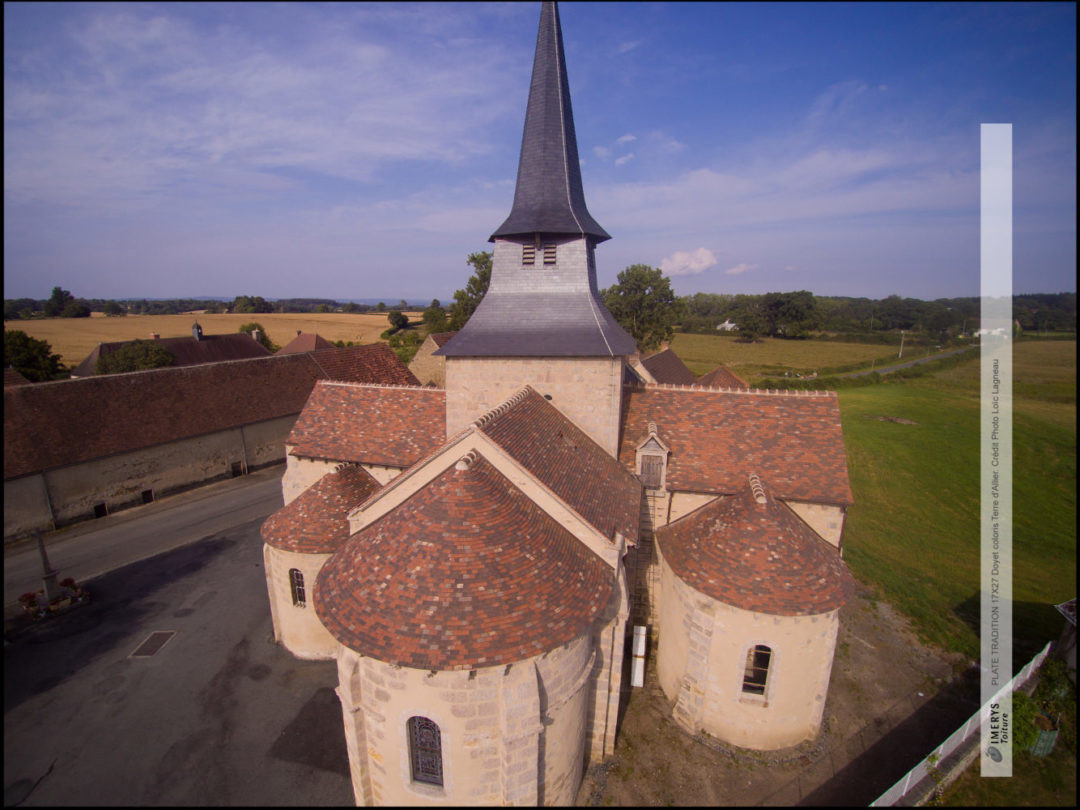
[{"left": 490, "top": 1, "right": 609, "bottom": 243}]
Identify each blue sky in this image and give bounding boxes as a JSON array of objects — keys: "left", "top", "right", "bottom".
[{"left": 3, "top": 2, "right": 1076, "bottom": 302}]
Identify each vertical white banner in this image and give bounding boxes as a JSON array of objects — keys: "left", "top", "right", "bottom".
[{"left": 979, "top": 123, "right": 1013, "bottom": 777}]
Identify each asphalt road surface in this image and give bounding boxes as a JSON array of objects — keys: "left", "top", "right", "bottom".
[{"left": 3, "top": 466, "right": 354, "bottom": 806}]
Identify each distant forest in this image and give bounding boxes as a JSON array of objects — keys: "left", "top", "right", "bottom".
[{"left": 4, "top": 290, "right": 1075, "bottom": 339}]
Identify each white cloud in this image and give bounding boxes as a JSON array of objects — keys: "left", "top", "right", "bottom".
[
  {"left": 593, "top": 145, "right": 612, "bottom": 160},
  {"left": 724, "top": 263, "right": 758, "bottom": 276},
  {"left": 614, "top": 153, "right": 635, "bottom": 166},
  {"left": 661, "top": 248, "right": 718, "bottom": 276},
  {"left": 615, "top": 40, "right": 642, "bottom": 55},
  {"left": 615, "top": 133, "right": 637, "bottom": 145}
]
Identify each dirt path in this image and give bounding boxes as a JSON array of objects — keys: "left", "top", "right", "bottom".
[{"left": 577, "top": 584, "right": 977, "bottom": 806}]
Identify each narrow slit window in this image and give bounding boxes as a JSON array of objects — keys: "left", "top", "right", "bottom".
[
  {"left": 289, "top": 568, "right": 306, "bottom": 608},
  {"left": 408, "top": 716, "right": 443, "bottom": 786},
  {"left": 542, "top": 244, "right": 557, "bottom": 264},
  {"left": 93, "top": 502, "right": 108, "bottom": 519},
  {"left": 742, "top": 644, "right": 772, "bottom": 695},
  {"left": 522, "top": 244, "right": 536, "bottom": 265},
  {"left": 141, "top": 489, "right": 155, "bottom": 504}
]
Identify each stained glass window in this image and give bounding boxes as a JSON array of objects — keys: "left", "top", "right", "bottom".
[{"left": 408, "top": 716, "right": 443, "bottom": 786}]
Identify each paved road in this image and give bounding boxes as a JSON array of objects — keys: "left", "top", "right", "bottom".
[
  {"left": 4, "top": 466, "right": 283, "bottom": 617},
  {"left": 838, "top": 346, "right": 973, "bottom": 378},
  {"left": 3, "top": 469, "right": 353, "bottom": 806}
]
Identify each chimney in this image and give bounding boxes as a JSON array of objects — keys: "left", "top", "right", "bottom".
[
  {"left": 192, "top": 322, "right": 203, "bottom": 341},
  {"left": 659, "top": 340, "right": 670, "bottom": 352},
  {"left": 149, "top": 332, "right": 160, "bottom": 340},
  {"left": 252, "top": 329, "right": 261, "bottom": 345},
  {"left": 296, "top": 330, "right": 302, "bottom": 336}
]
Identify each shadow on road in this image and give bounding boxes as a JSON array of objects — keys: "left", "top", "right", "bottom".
[{"left": 3, "top": 535, "right": 235, "bottom": 713}]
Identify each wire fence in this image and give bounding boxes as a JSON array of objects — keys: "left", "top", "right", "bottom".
[{"left": 870, "top": 641, "right": 1053, "bottom": 806}]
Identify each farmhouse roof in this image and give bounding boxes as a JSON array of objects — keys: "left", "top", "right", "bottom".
[
  {"left": 695, "top": 365, "right": 749, "bottom": 389},
  {"left": 489, "top": 2, "right": 609, "bottom": 243},
  {"left": 261, "top": 465, "right": 381, "bottom": 554},
  {"left": 640, "top": 348, "right": 697, "bottom": 386},
  {"left": 71, "top": 332, "right": 270, "bottom": 377},
  {"left": 475, "top": 386, "right": 640, "bottom": 542},
  {"left": 288, "top": 382, "right": 446, "bottom": 468},
  {"left": 4, "top": 368, "right": 31, "bottom": 387},
  {"left": 315, "top": 452, "right": 612, "bottom": 669},
  {"left": 618, "top": 385, "right": 853, "bottom": 505},
  {"left": 657, "top": 474, "right": 855, "bottom": 615},
  {"left": 3, "top": 345, "right": 417, "bottom": 481},
  {"left": 428, "top": 331, "right": 458, "bottom": 348},
  {"left": 277, "top": 331, "right": 335, "bottom": 354}
]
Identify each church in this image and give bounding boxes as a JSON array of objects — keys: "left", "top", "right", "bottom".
[{"left": 260, "top": 3, "right": 855, "bottom": 805}]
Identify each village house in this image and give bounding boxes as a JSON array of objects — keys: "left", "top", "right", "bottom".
[
  {"left": 70, "top": 321, "right": 271, "bottom": 377},
  {"left": 3, "top": 344, "right": 418, "bottom": 541},
  {"left": 259, "top": 3, "right": 855, "bottom": 805},
  {"left": 277, "top": 330, "right": 335, "bottom": 355}
]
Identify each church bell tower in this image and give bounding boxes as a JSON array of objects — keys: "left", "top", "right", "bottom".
[{"left": 438, "top": 1, "right": 636, "bottom": 456}]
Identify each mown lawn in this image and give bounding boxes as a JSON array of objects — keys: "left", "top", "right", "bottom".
[{"left": 837, "top": 339, "right": 1076, "bottom": 662}]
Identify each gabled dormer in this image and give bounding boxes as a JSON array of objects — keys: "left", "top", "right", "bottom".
[{"left": 635, "top": 421, "right": 669, "bottom": 490}]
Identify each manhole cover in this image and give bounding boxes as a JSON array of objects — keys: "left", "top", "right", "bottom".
[{"left": 130, "top": 631, "right": 176, "bottom": 658}]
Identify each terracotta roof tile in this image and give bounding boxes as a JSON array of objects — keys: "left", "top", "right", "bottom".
[
  {"left": 307, "top": 344, "right": 419, "bottom": 386},
  {"left": 71, "top": 332, "right": 270, "bottom": 377},
  {"left": 477, "top": 387, "right": 641, "bottom": 542},
  {"left": 694, "top": 365, "right": 748, "bottom": 389},
  {"left": 429, "top": 331, "right": 458, "bottom": 347},
  {"left": 618, "top": 385, "right": 852, "bottom": 505},
  {"left": 288, "top": 382, "right": 445, "bottom": 467},
  {"left": 261, "top": 465, "right": 381, "bottom": 553},
  {"left": 657, "top": 474, "right": 855, "bottom": 615},
  {"left": 315, "top": 452, "right": 612, "bottom": 669},
  {"left": 4, "top": 346, "right": 416, "bottom": 481},
  {"left": 4, "top": 368, "right": 31, "bottom": 387},
  {"left": 277, "top": 332, "right": 335, "bottom": 354},
  {"left": 641, "top": 348, "right": 697, "bottom": 386}
]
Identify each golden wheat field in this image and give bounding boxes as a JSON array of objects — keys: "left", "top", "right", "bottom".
[{"left": 4, "top": 312, "right": 423, "bottom": 369}]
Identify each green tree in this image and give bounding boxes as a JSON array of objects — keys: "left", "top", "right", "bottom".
[
  {"left": 102, "top": 301, "right": 126, "bottom": 316},
  {"left": 232, "top": 295, "right": 273, "bottom": 314},
  {"left": 4, "top": 329, "right": 66, "bottom": 381},
  {"left": 43, "top": 287, "right": 75, "bottom": 317},
  {"left": 96, "top": 340, "right": 176, "bottom": 374},
  {"left": 733, "top": 301, "right": 768, "bottom": 342},
  {"left": 762, "top": 290, "right": 817, "bottom": 338},
  {"left": 422, "top": 300, "right": 448, "bottom": 332},
  {"left": 387, "top": 329, "right": 423, "bottom": 364},
  {"left": 238, "top": 322, "right": 278, "bottom": 352},
  {"left": 61, "top": 300, "right": 92, "bottom": 318},
  {"left": 344, "top": 302, "right": 361, "bottom": 313},
  {"left": 376, "top": 302, "right": 386, "bottom": 312},
  {"left": 387, "top": 310, "right": 409, "bottom": 332},
  {"left": 448, "top": 251, "right": 492, "bottom": 330},
  {"left": 601, "top": 264, "right": 679, "bottom": 352}
]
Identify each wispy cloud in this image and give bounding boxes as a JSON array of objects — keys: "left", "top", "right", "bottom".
[
  {"left": 615, "top": 40, "right": 642, "bottom": 55},
  {"left": 593, "top": 145, "right": 612, "bottom": 160},
  {"left": 724, "top": 263, "right": 758, "bottom": 276},
  {"left": 662, "top": 248, "right": 718, "bottom": 276},
  {"left": 615, "top": 133, "right": 637, "bottom": 145},
  {"left": 614, "top": 153, "right": 636, "bottom": 167}
]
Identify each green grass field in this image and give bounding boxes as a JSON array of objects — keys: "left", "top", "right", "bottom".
[{"left": 672, "top": 332, "right": 1076, "bottom": 664}]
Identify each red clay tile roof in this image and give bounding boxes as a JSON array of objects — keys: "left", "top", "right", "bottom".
[
  {"left": 477, "top": 387, "right": 641, "bottom": 542},
  {"left": 4, "top": 347, "right": 417, "bottom": 481},
  {"left": 307, "top": 344, "right": 419, "bottom": 386},
  {"left": 315, "top": 452, "right": 612, "bottom": 669},
  {"left": 277, "top": 332, "right": 335, "bottom": 354},
  {"left": 288, "top": 382, "right": 445, "bottom": 467},
  {"left": 71, "top": 332, "right": 270, "bottom": 376},
  {"left": 261, "top": 465, "right": 381, "bottom": 553},
  {"left": 4, "top": 368, "right": 31, "bottom": 387},
  {"left": 618, "top": 385, "right": 852, "bottom": 505},
  {"left": 429, "top": 331, "right": 458, "bottom": 347},
  {"left": 641, "top": 348, "right": 697, "bottom": 386},
  {"left": 657, "top": 474, "right": 855, "bottom": 615},
  {"left": 695, "top": 365, "right": 748, "bottom": 389}
]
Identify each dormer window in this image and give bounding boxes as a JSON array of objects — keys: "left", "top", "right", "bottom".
[
  {"left": 634, "top": 424, "right": 669, "bottom": 490},
  {"left": 543, "top": 244, "right": 557, "bottom": 264}
]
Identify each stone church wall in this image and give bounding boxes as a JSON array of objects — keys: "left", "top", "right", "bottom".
[
  {"left": 656, "top": 549, "right": 840, "bottom": 750},
  {"left": 783, "top": 501, "right": 846, "bottom": 549},
  {"left": 264, "top": 544, "right": 339, "bottom": 660},
  {"left": 445, "top": 356, "right": 624, "bottom": 456},
  {"left": 334, "top": 631, "right": 595, "bottom": 806},
  {"left": 408, "top": 336, "right": 447, "bottom": 387}
]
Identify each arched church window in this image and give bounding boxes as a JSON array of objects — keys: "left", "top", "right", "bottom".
[
  {"left": 289, "top": 568, "right": 306, "bottom": 608},
  {"left": 742, "top": 644, "right": 772, "bottom": 695},
  {"left": 407, "top": 716, "right": 443, "bottom": 786}
]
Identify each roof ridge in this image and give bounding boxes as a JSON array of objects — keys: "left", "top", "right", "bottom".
[
  {"left": 472, "top": 385, "right": 534, "bottom": 430},
  {"left": 631, "top": 382, "right": 838, "bottom": 398},
  {"left": 317, "top": 380, "right": 434, "bottom": 392}
]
